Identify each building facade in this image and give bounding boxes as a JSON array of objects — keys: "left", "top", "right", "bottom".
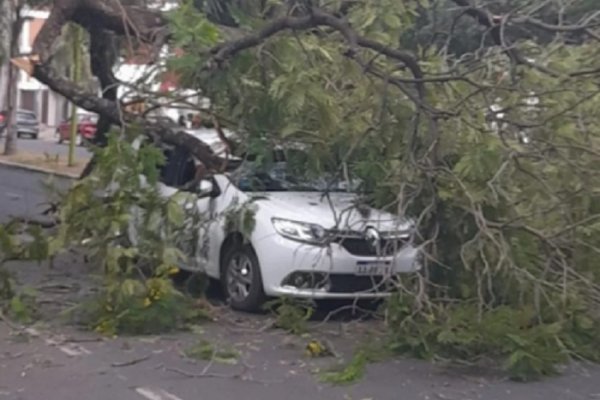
[
  {"left": 0, "top": 8, "right": 71, "bottom": 128},
  {"left": 0, "top": 5, "right": 201, "bottom": 129}
]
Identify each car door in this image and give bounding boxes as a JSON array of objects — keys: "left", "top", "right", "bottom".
[{"left": 163, "top": 146, "right": 220, "bottom": 274}]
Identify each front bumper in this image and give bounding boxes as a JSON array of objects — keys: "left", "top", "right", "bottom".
[
  {"left": 273, "top": 286, "right": 395, "bottom": 299},
  {"left": 254, "top": 234, "right": 421, "bottom": 299}
]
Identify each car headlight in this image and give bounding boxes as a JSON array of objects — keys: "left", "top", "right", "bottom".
[{"left": 272, "top": 218, "right": 328, "bottom": 245}]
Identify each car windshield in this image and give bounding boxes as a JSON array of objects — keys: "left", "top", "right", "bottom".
[
  {"left": 17, "top": 112, "right": 36, "bottom": 121},
  {"left": 79, "top": 115, "right": 98, "bottom": 122},
  {"left": 230, "top": 161, "right": 358, "bottom": 193}
]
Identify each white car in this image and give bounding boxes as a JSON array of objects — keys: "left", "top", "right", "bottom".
[{"left": 131, "top": 139, "right": 422, "bottom": 311}]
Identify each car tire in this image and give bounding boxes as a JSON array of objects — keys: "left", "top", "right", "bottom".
[
  {"left": 16, "top": 132, "right": 21, "bottom": 138},
  {"left": 31, "top": 133, "right": 38, "bottom": 139},
  {"left": 221, "top": 243, "right": 266, "bottom": 312}
]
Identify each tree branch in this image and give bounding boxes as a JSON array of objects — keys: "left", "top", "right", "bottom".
[{"left": 29, "top": 0, "right": 431, "bottom": 171}]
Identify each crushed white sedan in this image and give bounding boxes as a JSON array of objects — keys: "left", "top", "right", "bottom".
[{"left": 130, "top": 133, "right": 422, "bottom": 311}]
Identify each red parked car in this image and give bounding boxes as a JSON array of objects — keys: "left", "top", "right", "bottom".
[{"left": 56, "top": 114, "right": 98, "bottom": 145}]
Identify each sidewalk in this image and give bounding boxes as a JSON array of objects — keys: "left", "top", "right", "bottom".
[{"left": 39, "top": 126, "right": 58, "bottom": 141}]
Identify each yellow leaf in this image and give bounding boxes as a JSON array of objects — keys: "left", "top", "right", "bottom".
[{"left": 306, "top": 340, "right": 332, "bottom": 357}]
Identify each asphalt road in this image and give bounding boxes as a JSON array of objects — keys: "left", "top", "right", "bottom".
[
  {"left": 0, "top": 162, "right": 72, "bottom": 223},
  {"left": 1, "top": 164, "right": 600, "bottom": 400}
]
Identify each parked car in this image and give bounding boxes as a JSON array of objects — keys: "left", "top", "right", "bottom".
[
  {"left": 0, "top": 109, "right": 40, "bottom": 139},
  {"left": 128, "top": 133, "right": 422, "bottom": 311},
  {"left": 147, "top": 115, "right": 178, "bottom": 127},
  {"left": 57, "top": 114, "right": 98, "bottom": 145}
]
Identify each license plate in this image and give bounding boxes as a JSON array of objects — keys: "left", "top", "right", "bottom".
[{"left": 355, "top": 261, "right": 392, "bottom": 276}]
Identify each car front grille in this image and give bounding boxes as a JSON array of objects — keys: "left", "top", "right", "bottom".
[{"left": 333, "top": 237, "right": 408, "bottom": 256}]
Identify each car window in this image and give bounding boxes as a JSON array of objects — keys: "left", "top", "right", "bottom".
[
  {"left": 158, "top": 145, "right": 209, "bottom": 192},
  {"left": 17, "top": 112, "right": 36, "bottom": 121},
  {"left": 159, "top": 148, "right": 176, "bottom": 184},
  {"left": 79, "top": 115, "right": 98, "bottom": 123},
  {"left": 149, "top": 116, "right": 176, "bottom": 127}
]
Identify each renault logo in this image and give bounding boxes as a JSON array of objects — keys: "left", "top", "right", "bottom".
[{"left": 364, "top": 227, "right": 381, "bottom": 252}]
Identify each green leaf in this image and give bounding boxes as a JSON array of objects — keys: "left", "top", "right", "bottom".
[
  {"left": 383, "top": 13, "right": 402, "bottom": 29},
  {"left": 167, "top": 200, "right": 185, "bottom": 227}
]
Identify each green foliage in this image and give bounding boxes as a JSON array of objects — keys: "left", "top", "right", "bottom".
[
  {"left": 223, "top": 198, "right": 258, "bottom": 239},
  {"left": 52, "top": 131, "right": 209, "bottom": 335},
  {"left": 320, "top": 343, "right": 388, "bottom": 385},
  {"left": 185, "top": 339, "right": 239, "bottom": 364},
  {"left": 0, "top": 215, "right": 50, "bottom": 325},
  {"left": 0, "top": 268, "right": 13, "bottom": 301},
  {"left": 7, "top": 288, "right": 38, "bottom": 324},
  {"left": 167, "top": 0, "right": 600, "bottom": 380},
  {"left": 264, "top": 297, "right": 314, "bottom": 335},
  {"left": 85, "top": 277, "right": 193, "bottom": 336},
  {"left": 320, "top": 350, "right": 370, "bottom": 385},
  {"left": 386, "top": 295, "right": 600, "bottom": 381}
]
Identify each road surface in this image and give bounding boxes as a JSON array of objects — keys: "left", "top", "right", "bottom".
[
  {"left": 1, "top": 165, "right": 600, "bottom": 400},
  {"left": 0, "top": 162, "right": 72, "bottom": 223}
]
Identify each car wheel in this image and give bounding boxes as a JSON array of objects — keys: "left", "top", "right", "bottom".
[
  {"left": 221, "top": 243, "right": 266, "bottom": 312},
  {"left": 31, "top": 133, "right": 38, "bottom": 139},
  {"left": 16, "top": 132, "right": 21, "bottom": 138}
]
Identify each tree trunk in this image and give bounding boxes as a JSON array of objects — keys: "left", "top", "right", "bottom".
[{"left": 3, "top": 3, "right": 24, "bottom": 156}]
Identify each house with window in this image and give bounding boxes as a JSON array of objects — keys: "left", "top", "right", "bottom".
[
  {"left": 0, "top": 3, "right": 203, "bottom": 130},
  {"left": 0, "top": 8, "right": 71, "bottom": 128}
]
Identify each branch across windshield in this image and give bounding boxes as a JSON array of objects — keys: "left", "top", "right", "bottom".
[{"left": 230, "top": 161, "right": 358, "bottom": 193}]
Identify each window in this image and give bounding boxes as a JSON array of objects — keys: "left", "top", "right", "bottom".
[
  {"left": 159, "top": 147, "right": 175, "bottom": 184},
  {"left": 158, "top": 145, "right": 215, "bottom": 194},
  {"left": 17, "top": 111, "right": 37, "bottom": 122}
]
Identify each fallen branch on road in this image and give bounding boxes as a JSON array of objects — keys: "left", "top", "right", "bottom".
[
  {"left": 111, "top": 354, "right": 151, "bottom": 368},
  {"left": 160, "top": 361, "right": 281, "bottom": 385}
]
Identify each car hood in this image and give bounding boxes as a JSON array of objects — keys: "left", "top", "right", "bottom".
[{"left": 251, "top": 191, "right": 412, "bottom": 233}]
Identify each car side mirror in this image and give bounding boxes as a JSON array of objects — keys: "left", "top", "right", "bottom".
[{"left": 195, "top": 178, "right": 220, "bottom": 198}]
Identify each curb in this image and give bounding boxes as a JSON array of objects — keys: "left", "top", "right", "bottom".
[{"left": 0, "top": 159, "right": 81, "bottom": 179}]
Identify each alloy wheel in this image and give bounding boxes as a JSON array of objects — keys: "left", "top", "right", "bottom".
[{"left": 226, "top": 252, "right": 254, "bottom": 303}]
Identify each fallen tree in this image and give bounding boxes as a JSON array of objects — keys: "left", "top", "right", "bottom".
[{"left": 14, "top": 0, "right": 600, "bottom": 380}]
